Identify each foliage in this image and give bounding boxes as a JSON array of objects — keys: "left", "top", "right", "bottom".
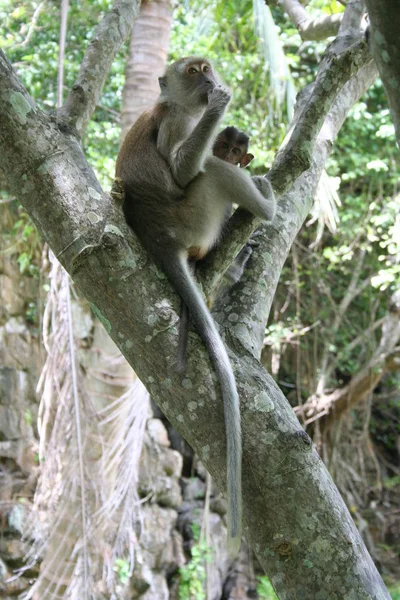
[
  {"left": 0, "top": 0, "right": 124, "bottom": 189},
  {"left": 257, "top": 575, "right": 279, "bottom": 600},
  {"left": 388, "top": 583, "right": 400, "bottom": 600},
  {"left": 113, "top": 558, "right": 131, "bottom": 585},
  {"left": 178, "top": 524, "right": 212, "bottom": 600}
]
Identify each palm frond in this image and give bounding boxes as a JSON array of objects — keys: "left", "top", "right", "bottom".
[
  {"left": 23, "top": 253, "right": 149, "bottom": 599},
  {"left": 252, "top": 0, "right": 296, "bottom": 120},
  {"left": 307, "top": 170, "right": 342, "bottom": 247}
]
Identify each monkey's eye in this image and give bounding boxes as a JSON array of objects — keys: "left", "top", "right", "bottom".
[
  {"left": 203, "top": 65, "right": 210, "bottom": 73},
  {"left": 188, "top": 67, "right": 198, "bottom": 74},
  {"left": 222, "top": 142, "right": 229, "bottom": 149}
]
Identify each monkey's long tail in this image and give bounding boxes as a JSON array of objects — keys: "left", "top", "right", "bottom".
[
  {"left": 161, "top": 253, "right": 242, "bottom": 558},
  {"left": 176, "top": 261, "right": 196, "bottom": 374}
]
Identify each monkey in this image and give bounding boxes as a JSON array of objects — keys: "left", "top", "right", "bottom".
[
  {"left": 111, "top": 126, "right": 254, "bottom": 202},
  {"left": 115, "top": 57, "right": 276, "bottom": 557},
  {"left": 213, "top": 126, "right": 254, "bottom": 168},
  {"left": 113, "top": 127, "right": 258, "bottom": 374},
  {"left": 177, "top": 125, "right": 256, "bottom": 373}
]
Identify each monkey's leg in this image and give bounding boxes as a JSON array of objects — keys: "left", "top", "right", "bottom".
[
  {"left": 204, "top": 156, "right": 276, "bottom": 222},
  {"left": 110, "top": 177, "right": 125, "bottom": 204}
]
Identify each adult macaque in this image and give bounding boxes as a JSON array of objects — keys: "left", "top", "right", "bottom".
[{"left": 115, "top": 57, "right": 276, "bottom": 556}]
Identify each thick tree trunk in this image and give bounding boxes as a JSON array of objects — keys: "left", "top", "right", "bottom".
[{"left": 364, "top": 0, "right": 400, "bottom": 147}]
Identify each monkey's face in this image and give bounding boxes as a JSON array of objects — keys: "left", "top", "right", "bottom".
[
  {"left": 159, "top": 57, "right": 220, "bottom": 106},
  {"left": 213, "top": 128, "right": 255, "bottom": 168},
  {"left": 214, "top": 139, "right": 247, "bottom": 165}
]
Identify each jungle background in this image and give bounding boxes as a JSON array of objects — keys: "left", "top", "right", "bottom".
[{"left": 0, "top": 0, "right": 399, "bottom": 598}]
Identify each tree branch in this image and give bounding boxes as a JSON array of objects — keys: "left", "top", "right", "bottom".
[
  {"left": 198, "top": 32, "right": 372, "bottom": 307},
  {"left": 0, "top": 50, "right": 390, "bottom": 598},
  {"left": 364, "top": 0, "right": 400, "bottom": 148},
  {"left": 280, "top": 0, "right": 343, "bottom": 41},
  {"left": 297, "top": 289, "right": 400, "bottom": 429},
  {"left": 57, "top": 0, "right": 140, "bottom": 136},
  {"left": 338, "top": 0, "right": 365, "bottom": 37},
  {"left": 14, "top": 1, "right": 47, "bottom": 49}
]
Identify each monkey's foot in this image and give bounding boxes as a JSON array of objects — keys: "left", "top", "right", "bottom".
[
  {"left": 110, "top": 177, "right": 125, "bottom": 204},
  {"left": 252, "top": 175, "right": 273, "bottom": 198}
]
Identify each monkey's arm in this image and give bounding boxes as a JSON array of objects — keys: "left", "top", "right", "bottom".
[{"left": 158, "top": 86, "right": 231, "bottom": 188}]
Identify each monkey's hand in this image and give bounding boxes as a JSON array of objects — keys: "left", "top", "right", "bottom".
[{"left": 207, "top": 85, "right": 231, "bottom": 114}]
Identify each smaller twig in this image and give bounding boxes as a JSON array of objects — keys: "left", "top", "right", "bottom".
[
  {"left": 280, "top": 0, "right": 343, "bottom": 41},
  {"left": 338, "top": 0, "right": 366, "bottom": 37},
  {"left": 14, "top": 1, "right": 47, "bottom": 48},
  {"left": 57, "top": 0, "right": 140, "bottom": 136}
]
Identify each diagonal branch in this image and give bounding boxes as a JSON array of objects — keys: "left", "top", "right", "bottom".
[
  {"left": 199, "top": 31, "right": 372, "bottom": 304},
  {"left": 57, "top": 0, "right": 140, "bottom": 136},
  {"left": 281, "top": 0, "right": 343, "bottom": 41},
  {"left": 213, "top": 62, "right": 377, "bottom": 361},
  {"left": 297, "top": 289, "right": 400, "bottom": 430}
]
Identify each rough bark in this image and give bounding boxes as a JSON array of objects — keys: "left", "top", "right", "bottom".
[
  {"left": 364, "top": 0, "right": 400, "bottom": 148},
  {"left": 0, "top": 39, "right": 390, "bottom": 600}
]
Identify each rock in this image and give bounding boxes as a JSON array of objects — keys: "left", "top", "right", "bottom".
[
  {"left": 0, "top": 557, "right": 7, "bottom": 579},
  {"left": 0, "top": 538, "right": 30, "bottom": 568},
  {"left": 7, "top": 503, "right": 29, "bottom": 536},
  {"left": 194, "top": 458, "right": 208, "bottom": 481},
  {"left": 182, "top": 477, "right": 206, "bottom": 502},
  {"left": 5, "top": 317, "right": 27, "bottom": 335},
  {"left": 147, "top": 418, "right": 170, "bottom": 447},
  {"left": 177, "top": 504, "right": 232, "bottom": 599},
  {"left": 140, "top": 573, "right": 169, "bottom": 600},
  {"left": 0, "top": 254, "right": 20, "bottom": 279},
  {"left": 222, "top": 544, "right": 258, "bottom": 600},
  {"left": 140, "top": 505, "right": 181, "bottom": 572},
  {"left": 139, "top": 434, "right": 182, "bottom": 509},
  {"left": 210, "top": 496, "right": 227, "bottom": 517},
  {"left": 0, "top": 274, "right": 25, "bottom": 316},
  {"left": 0, "top": 328, "right": 34, "bottom": 370},
  {"left": 129, "top": 558, "right": 152, "bottom": 598}
]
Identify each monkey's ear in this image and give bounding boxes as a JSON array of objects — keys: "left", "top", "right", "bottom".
[
  {"left": 240, "top": 153, "right": 254, "bottom": 168},
  {"left": 158, "top": 76, "right": 167, "bottom": 91}
]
